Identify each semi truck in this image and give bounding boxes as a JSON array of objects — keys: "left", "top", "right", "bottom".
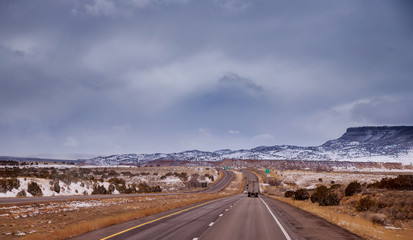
[{"left": 247, "top": 180, "right": 259, "bottom": 197}]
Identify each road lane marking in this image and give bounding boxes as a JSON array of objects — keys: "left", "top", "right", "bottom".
[
  {"left": 208, "top": 222, "right": 214, "bottom": 227},
  {"left": 225, "top": 209, "right": 228, "bottom": 211},
  {"left": 259, "top": 197, "right": 292, "bottom": 240},
  {"left": 193, "top": 238, "right": 199, "bottom": 240},
  {"left": 219, "top": 214, "right": 223, "bottom": 217},
  {"left": 100, "top": 198, "right": 226, "bottom": 240}
]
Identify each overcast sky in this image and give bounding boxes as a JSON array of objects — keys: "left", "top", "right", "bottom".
[{"left": 1, "top": 0, "right": 412, "bottom": 159}]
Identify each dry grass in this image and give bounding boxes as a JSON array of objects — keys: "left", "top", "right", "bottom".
[
  {"left": 1, "top": 170, "right": 245, "bottom": 240},
  {"left": 248, "top": 167, "right": 413, "bottom": 240},
  {"left": 23, "top": 194, "right": 222, "bottom": 240},
  {"left": 272, "top": 196, "right": 413, "bottom": 240}
]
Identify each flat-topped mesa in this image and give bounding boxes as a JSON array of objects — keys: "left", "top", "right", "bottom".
[{"left": 322, "top": 126, "right": 413, "bottom": 148}]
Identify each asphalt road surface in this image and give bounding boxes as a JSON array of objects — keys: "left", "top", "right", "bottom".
[
  {"left": 197, "top": 169, "right": 232, "bottom": 193},
  {"left": 72, "top": 171, "right": 361, "bottom": 240},
  {"left": 0, "top": 170, "right": 232, "bottom": 205},
  {"left": 243, "top": 170, "right": 260, "bottom": 195}
]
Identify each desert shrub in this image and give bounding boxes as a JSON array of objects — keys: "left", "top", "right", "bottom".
[
  {"left": 126, "top": 184, "right": 137, "bottom": 194},
  {"left": 323, "top": 193, "right": 340, "bottom": 206},
  {"left": 356, "top": 196, "right": 375, "bottom": 212},
  {"left": 311, "top": 185, "right": 341, "bottom": 206},
  {"left": 138, "top": 182, "right": 151, "bottom": 193},
  {"left": 345, "top": 181, "right": 362, "bottom": 196},
  {"left": 318, "top": 178, "right": 323, "bottom": 182},
  {"left": 108, "top": 184, "right": 115, "bottom": 194},
  {"left": 92, "top": 184, "right": 108, "bottom": 195},
  {"left": 17, "top": 190, "right": 26, "bottom": 197},
  {"left": 27, "top": 182, "right": 43, "bottom": 196},
  {"left": 284, "top": 191, "right": 294, "bottom": 198},
  {"left": 39, "top": 170, "right": 50, "bottom": 178},
  {"left": 151, "top": 185, "right": 162, "bottom": 192},
  {"left": 49, "top": 180, "right": 60, "bottom": 193},
  {"left": 109, "top": 178, "right": 127, "bottom": 193},
  {"left": 187, "top": 174, "right": 201, "bottom": 188},
  {"left": 0, "top": 160, "right": 19, "bottom": 166},
  {"left": 294, "top": 189, "right": 309, "bottom": 200},
  {"left": 178, "top": 172, "right": 188, "bottom": 181},
  {"left": 0, "top": 178, "right": 20, "bottom": 192},
  {"left": 311, "top": 186, "right": 328, "bottom": 203},
  {"left": 368, "top": 175, "right": 413, "bottom": 191},
  {"left": 108, "top": 170, "right": 119, "bottom": 177},
  {"left": 205, "top": 173, "right": 214, "bottom": 181}
]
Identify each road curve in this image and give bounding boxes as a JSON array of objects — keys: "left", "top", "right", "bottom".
[
  {"left": 0, "top": 170, "right": 232, "bottom": 206},
  {"left": 197, "top": 169, "right": 232, "bottom": 193}
]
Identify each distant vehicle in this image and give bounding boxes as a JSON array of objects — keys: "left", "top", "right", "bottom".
[{"left": 247, "top": 181, "right": 258, "bottom": 198}]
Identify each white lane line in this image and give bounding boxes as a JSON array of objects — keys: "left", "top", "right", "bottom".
[
  {"left": 209, "top": 222, "right": 214, "bottom": 227},
  {"left": 219, "top": 214, "right": 223, "bottom": 217},
  {"left": 225, "top": 209, "right": 228, "bottom": 211},
  {"left": 193, "top": 238, "right": 199, "bottom": 240},
  {"left": 259, "top": 197, "right": 292, "bottom": 240}
]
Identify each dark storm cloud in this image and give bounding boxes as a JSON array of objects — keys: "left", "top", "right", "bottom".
[{"left": 0, "top": 0, "right": 412, "bottom": 157}]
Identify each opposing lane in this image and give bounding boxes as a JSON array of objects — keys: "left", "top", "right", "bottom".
[{"left": 195, "top": 169, "right": 232, "bottom": 193}]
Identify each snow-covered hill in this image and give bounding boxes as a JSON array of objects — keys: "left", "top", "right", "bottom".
[{"left": 86, "top": 126, "right": 413, "bottom": 165}]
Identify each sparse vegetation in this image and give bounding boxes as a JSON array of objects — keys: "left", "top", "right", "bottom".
[
  {"left": 284, "top": 190, "right": 294, "bottom": 198},
  {"left": 0, "top": 170, "right": 243, "bottom": 240},
  {"left": 355, "top": 196, "right": 376, "bottom": 212},
  {"left": 310, "top": 185, "right": 340, "bottom": 206},
  {"left": 0, "top": 178, "right": 20, "bottom": 192},
  {"left": 368, "top": 175, "right": 413, "bottom": 190},
  {"left": 294, "top": 189, "right": 309, "bottom": 200},
  {"left": 345, "top": 181, "right": 362, "bottom": 196},
  {"left": 27, "top": 182, "right": 42, "bottom": 196},
  {"left": 17, "top": 190, "right": 26, "bottom": 197},
  {"left": 0, "top": 166, "right": 218, "bottom": 197},
  {"left": 251, "top": 167, "right": 413, "bottom": 240}
]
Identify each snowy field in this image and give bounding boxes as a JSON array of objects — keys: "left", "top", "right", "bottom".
[{"left": 0, "top": 166, "right": 219, "bottom": 198}]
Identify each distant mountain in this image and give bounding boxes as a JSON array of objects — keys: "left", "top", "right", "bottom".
[{"left": 86, "top": 126, "right": 413, "bottom": 165}]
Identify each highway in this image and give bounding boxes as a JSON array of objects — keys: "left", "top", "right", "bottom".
[
  {"left": 0, "top": 170, "right": 232, "bottom": 205},
  {"left": 71, "top": 171, "right": 360, "bottom": 240},
  {"left": 195, "top": 169, "right": 232, "bottom": 193}
]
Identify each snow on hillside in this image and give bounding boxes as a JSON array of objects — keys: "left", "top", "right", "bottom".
[{"left": 86, "top": 126, "right": 413, "bottom": 165}]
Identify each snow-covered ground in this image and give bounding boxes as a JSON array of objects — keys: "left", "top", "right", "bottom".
[
  {"left": 279, "top": 171, "right": 403, "bottom": 190},
  {"left": 0, "top": 166, "right": 219, "bottom": 197}
]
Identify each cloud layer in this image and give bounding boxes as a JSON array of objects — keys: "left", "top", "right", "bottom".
[{"left": 0, "top": 0, "right": 412, "bottom": 158}]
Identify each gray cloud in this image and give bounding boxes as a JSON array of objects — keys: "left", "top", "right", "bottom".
[
  {"left": 351, "top": 96, "right": 413, "bottom": 124},
  {"left": 0, "top": 0, "right": 412, "bottom": 157}
]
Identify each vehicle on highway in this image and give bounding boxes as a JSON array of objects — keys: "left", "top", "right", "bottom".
[{"left": 247, "top": 181, "right": 259, "bottom": 197}]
